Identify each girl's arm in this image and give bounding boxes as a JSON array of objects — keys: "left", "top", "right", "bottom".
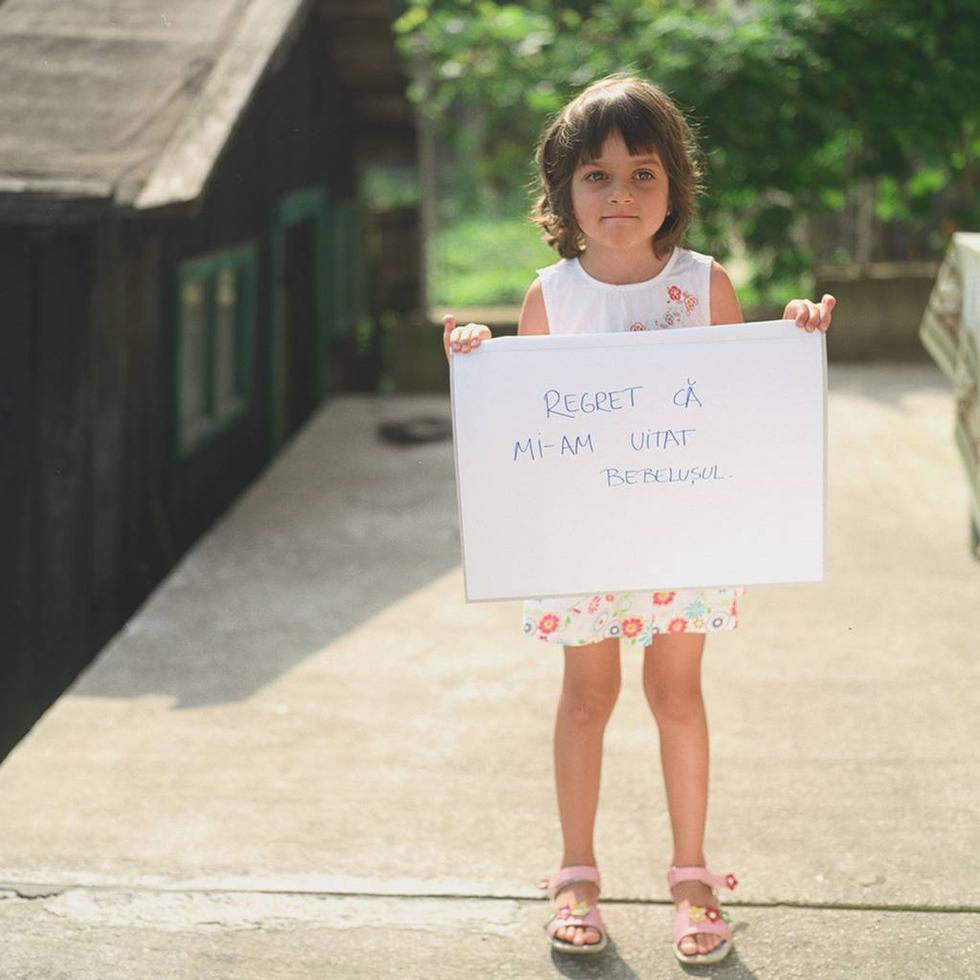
[
  {"left": 518, "top": 278, "right": 550, "bottom": 335},
  {"left": 711, "top": 260, "right": 837, "bottom": 332},
  {"left": 709, "top": 260, "right": 744, "bottom": 326}
]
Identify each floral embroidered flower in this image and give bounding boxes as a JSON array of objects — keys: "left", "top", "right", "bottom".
[
  {"left": 687, "top": 904, "right": 706, "bottom": 922},
  {"left": 665, "top": 314, "right": 675, "bottom": 325},
  {"left": 730, "top": 600, "right": 738, "bottom": 616},
  {"left": 684, "top": 294, "right": 698, "bottom": 311},
  {"left": 629, "top": 321, "right": 647, "bottom": 331},
  {"left": 538, "top": 614, "right": 560, "bottom": 634},
  {"left": 668, "top": 617, "right": 688, "bottom": 632},
  {"left": 653, "top": 591, "right": 676, "bottom": 605},
  {"left": 683, "top": 599, "right": 707, "bottom": 618},
  {"left": 692, "top": 617, "right": 705, "bottom": 629},
  {"left": 725, "top": 873, "right": 738, "bottom": 890},
  {"left": 622, "top": 617, "right": 643, "bottom": 638},
  {"left": 668, "top": 285, "right": 682, "bottom": 301},
  {"left": 587, "top": 595, "right": 601, "bottom": 614},
  {"left": 605, "top": 593, "right": 615, "bottom": 601},
  {"left": 705, "top": 906, "right": 721, "bottom": 921}
]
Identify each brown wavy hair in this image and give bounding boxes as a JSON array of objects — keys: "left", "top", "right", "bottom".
[{"left": 530, "top": 73, "right": 704, "bottom": 259}]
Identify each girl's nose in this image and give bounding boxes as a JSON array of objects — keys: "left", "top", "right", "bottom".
[{"left": 607, "top": 180, "right": 632, "bottom": 202}]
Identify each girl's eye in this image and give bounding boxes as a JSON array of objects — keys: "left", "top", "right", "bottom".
[{"left": 583, "top": 170, "right": 655, "bottom": 182}]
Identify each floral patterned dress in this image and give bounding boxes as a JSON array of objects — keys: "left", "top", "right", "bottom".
[
  {"left": 522, "top": 247, "right": 745, "bottom": 646},
  {"left": 524, "top": 588, "right": 744, "bottom": 646}
]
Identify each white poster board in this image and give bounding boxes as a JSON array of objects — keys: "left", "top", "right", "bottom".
[{"left": 450, "top": 320, "right": 827, "bottom": 602}]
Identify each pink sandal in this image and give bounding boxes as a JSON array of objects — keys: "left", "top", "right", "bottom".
[
  {"left": 667, "top": 865, "right": 739, "bottom": 965},
  {"left": 537, "top": 865, "right": 609, "bottom": 955}
]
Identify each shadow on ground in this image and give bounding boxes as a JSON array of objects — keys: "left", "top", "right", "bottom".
[{"left": 72, "top": 395, "right": 461, "bottom": 708}]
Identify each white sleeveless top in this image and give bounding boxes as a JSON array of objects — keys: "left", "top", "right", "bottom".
[
  {"left": 521, "top": 246, "right": 747, "bottom": 647},
  {"left": 536, "top": 246, "right": 713, "bottom": 335}
]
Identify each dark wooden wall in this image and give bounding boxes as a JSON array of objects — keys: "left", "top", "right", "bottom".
[
  {"left": 1, "top": 225, "right": 96, "bottom": 755},
  {"left": 0, "top": 14, "right": 406, "bottom": 762},
  {"left": 0, "top": 226, "right": 39, "bottom": 750}
]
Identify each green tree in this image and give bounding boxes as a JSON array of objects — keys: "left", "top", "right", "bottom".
[{"left": 395, "top": 0, "right": 979, "bottom": 294}]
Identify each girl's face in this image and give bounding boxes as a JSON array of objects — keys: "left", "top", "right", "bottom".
[{"left": 570, "top": 130, "right": 671, "bottom": 254}]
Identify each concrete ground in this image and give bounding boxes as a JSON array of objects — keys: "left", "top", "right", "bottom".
[{"left": 1, "top": 364, "right": 978, "bottom": 980}]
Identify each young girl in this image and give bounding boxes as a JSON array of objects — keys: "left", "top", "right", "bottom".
[{"left": 443, "top": 73, "right": 834, "bottom": 966}]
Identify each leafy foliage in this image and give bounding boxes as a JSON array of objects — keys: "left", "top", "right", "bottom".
[{"left": 394, "top": 0, "right": 979, "bottom": 296}]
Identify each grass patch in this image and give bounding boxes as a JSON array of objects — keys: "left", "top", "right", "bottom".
[
  {"left": 431, "top": 212, "right": 557, "bottom": 306},
  {"left": 429, "top": 212, "right": 811, "bottom": 312}
]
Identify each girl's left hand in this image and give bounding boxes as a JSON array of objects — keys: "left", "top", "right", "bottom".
[{"left": 783, "top": 294, "right": 836, "bottom": 333}]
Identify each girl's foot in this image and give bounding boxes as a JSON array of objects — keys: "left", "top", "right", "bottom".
[
  {"left": 670, "top": 879, "right": 725, "bottom": 956},
  {"left": 553, "top": 879, "right": 602, "bottom": 947}
]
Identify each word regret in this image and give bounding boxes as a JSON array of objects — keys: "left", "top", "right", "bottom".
[{"left": 543, "top": 385, "right": 643, "bottom": 420}]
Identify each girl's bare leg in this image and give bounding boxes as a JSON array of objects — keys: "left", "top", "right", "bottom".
[
  {"left": 551, "top": 637, "right": 621, "bottom": 946},
  {"left": 642, "top": 633, "right": 723, "bottom": 957}
]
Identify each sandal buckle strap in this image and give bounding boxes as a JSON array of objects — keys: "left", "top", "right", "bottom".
[
  {"left": 537, "top": 864, "right": 602, "bottom": 900},
  {"left": 667, "top": 865, "right": 738, "bottom": 891}
]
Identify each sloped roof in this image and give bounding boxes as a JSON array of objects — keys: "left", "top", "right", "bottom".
[{"left": 0, "top": 0, "right": 403, "bottom": 215}]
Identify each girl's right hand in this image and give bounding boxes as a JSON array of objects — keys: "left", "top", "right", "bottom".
[{"left": 443, "top": 314, "right": 492, "bottom": 362}]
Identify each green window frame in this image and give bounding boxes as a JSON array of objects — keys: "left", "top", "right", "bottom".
[{"left": 174, "top": 242, "right": 257, "bottom": 458}]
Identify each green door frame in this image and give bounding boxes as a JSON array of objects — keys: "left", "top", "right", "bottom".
[{"left": 270, "top": 186, "right": 332, "bottom": 450}]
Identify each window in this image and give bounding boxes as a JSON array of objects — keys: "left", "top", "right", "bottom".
[{"left": 175, "top": 244, "right": 256, "bottom": 457}]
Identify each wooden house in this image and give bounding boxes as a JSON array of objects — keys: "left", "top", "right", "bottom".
[{"left": 0, "top": 0, "right": 421, "bottom": 759}]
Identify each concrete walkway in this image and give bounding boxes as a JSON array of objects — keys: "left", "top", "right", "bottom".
[{"left": 1, "top": 365, "right": 978, "bottom": 979}]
